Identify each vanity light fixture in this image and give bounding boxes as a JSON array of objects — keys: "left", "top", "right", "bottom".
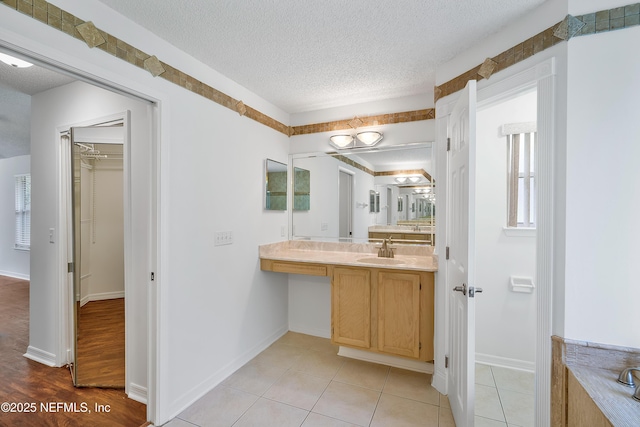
[
  {"left": 0, "top": 52, "right": 33, "bottom": 68},
  {"left": 329, "top": 131, "right": 383, "bottom": 150}
]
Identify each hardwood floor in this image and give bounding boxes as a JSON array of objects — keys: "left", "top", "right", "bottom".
[
  {"left": 0, "top": 275, "right": 147, "bottom": 427},
  {"left": 76, "top": 298, "right": 125, "bottom": 387}
]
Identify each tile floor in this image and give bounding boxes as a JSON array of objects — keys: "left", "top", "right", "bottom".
[
  {"left": 163, "top": 332, "right": 454, "bottom": 427},
  {"left": 162, "top": 332, "right": 535, "bottom": 427},
  {"left": 474, "top": 363, "right": 535, "bottom": 427}
]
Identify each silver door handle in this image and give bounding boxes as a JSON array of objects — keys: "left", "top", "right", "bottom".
[
  {"left": 453, "top": 283, "right": 467, "bottom": 295},
  {"left": 469, "top": 287, "right": 483, "bottom": 298}
]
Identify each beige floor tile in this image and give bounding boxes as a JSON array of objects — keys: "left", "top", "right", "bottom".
[
  {"left": 253, "top": 342, "right": 309, "bottom": 370},
  {"left": 440, "top": 393, "right": 451, "bottom": 408},
  {"left": 333, "top": 359, "right": 390, "bottom": 391},
  {"left": 308, "top": 337, "right": 340, "bottom": 354},
  {"left": 162, "top": 418, "right": 197, "bottom": 427},
  {"left": 291, "top": 349, "right": 345, "bottom": 379},
  {"left": 475, "top": 383, "right": 505, "bottom": 422},
  {"left": 475, "top": 415, "right": 507, "bottom": 427},
  {"left": 370, "top": 393, "right": 439, "bottom": 427},
  {"left": 301, "top": 412, "right": 360, "bottom": 427},
  {"left": 263, "top": 370, "right": 331, "bottom": 411},
  {"left": 498, "top": 388, "right": 534, "bottom": 427},
  {"left": 491, "top": 366, "right": 535, "bottom": 395},
  {"left": 277, "top": 331, "right": 325, "bottom": 349},
  {"left": 476, "top": 363, "right": 496, "bottom": 387},
  {"left": 312, "top": 381, "right": 380, "bottom": 426},
  {"left": 177, "top": 385, "right": 258, "bottom": 427},
  {"left": 439, "top": 404, "right": 456, "bottom": 427},
  {"left": 233, "top": 398, "right": 309, "bottom": 427},
  {"left": 383, "top": 367, "right": 439, "bottom": 405},
  {"left": 221, "top": 360, "right": 287, "bottom": 396}
]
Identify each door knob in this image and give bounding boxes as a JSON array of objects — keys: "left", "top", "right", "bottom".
[{"left": 453, "top": 283, "right": 467, "bottom": 295}]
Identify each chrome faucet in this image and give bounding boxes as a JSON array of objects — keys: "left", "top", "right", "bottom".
[
  {"left": 377, "top": 237, "right": 395, "bottom": 258},
  {"left": 617, "top": 367, "right": 640, "bottom": 401}
]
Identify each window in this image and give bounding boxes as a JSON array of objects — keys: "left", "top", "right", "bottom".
[
  {"left": 504, "top": 123, "right": 536, "bottom": 228},
  {"left": 15, "top": 174, "right": 31, "bottom": 250}
]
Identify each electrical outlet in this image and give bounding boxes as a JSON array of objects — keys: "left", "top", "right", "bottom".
[
  {"left": 214, "top": 230, "right": 234, "bottom": 246},
  {"left": 49, "top": 228, "right": 55, "bottom": 243},
  {"left": 321, "top": 222, "right": 328, "bottom": 231},
  {"left": 281, "top": 226, "right": 286, "bottom": 237}
]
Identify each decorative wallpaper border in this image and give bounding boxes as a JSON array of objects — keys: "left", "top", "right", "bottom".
[
  {"left": 435, "top": 4, "right": 640, "bottom": 102},
  {"left": 2, "top": 1, "right": 638, "bottom": 137}
]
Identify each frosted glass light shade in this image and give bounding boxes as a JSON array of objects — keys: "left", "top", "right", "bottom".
[
  {"left": 356, "top": 131, "right": 383, "bottom": 146},
  {"left": 329, "top": 134, "right": 354, "bottom": 148}
]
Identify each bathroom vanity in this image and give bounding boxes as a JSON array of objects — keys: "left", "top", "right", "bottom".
[{"left": 259, "top": 241, "right": 437, "bottom": 363}]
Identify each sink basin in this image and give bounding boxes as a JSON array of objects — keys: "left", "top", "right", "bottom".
[{"left": 357, "top": 257, "right": 407, "bottom": 265}]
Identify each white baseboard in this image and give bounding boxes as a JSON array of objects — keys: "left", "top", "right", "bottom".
[
  {"left": 128, "top": 383, "right": 148, "bottom": 404},
  {"left": 476, "top": 352, "right": 535, "bottom": 373},
  {"left": 338, "top": 347, "right": 434, "bottom": 374},
  {"left": 80, "top": 290, "right": 125, "bottom": 306},
  {"left": 24, "top": 346, "right": 57, "bottom": 367},
  {"left": 166, "top": 325, "right": 289, "bottom": 423},
  {"left": 0, "top": 270, "right": 30, "bottom": 280}
]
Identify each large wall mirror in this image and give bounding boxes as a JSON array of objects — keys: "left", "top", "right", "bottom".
[
  {"left": 265, "top": 159, "right": 287, "bottom": 210},
  {"left": 290, "top": 142, "right": 434, "bottom": 243}
]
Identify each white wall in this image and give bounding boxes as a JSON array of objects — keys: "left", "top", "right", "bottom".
[
  {"left": 563, "top": 24, "right": 640, "bottom": 348},
  {"left": 476, "top": 90, "right": 537, "bottom": 369},
  {"left": 86, "top": 159, "right": 125, "bottom": 302},
  {"left": 0, "top": 155, "right": 30, "bottom": 279},
  {"left": 1, "top": 1, "right": 291, "bottom": 423}
]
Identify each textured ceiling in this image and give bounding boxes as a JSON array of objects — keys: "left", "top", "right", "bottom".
[
  {"left": 97, "top": 0, "right": 546, "bottom": 113},
  {"left": 0, "top": 61, "right": 75, "bottom": 158},
  {"left": 0, "top": 0, "right": 547, "bottom": 159}
]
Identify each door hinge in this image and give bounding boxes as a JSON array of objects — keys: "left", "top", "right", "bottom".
[
  {"left": 445, "top": 246, "right": 450, "bottom": 260},
  {"left": 445, "top": 355, "right": 449, "bottom": 368},
  {"left": 447, "top": 137, "right": 451, "bottom": 151},
  {"left": 150, "top": 272, "right": 155, "bottom": 281},
  {"left": 68, "top": 262, "right": 74, "bottom": 273},
  {"left": 419, "top": 342, "right": 422, "bottom": 350}
]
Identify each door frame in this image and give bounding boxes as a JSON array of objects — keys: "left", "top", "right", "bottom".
[
  {"left": 61, "top": 114, "right": 129, "bottom": 388},
  {"left": 434, "top": 57, "right": 556, "bottom": 425}
]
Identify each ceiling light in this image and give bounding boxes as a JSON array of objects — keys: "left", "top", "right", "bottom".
[
  {"left": 356, "top": 131, "right": 383, "bottom": 146},
  {"left": 408, "top": 176, "right": 421, "bottom": 183},
  {"left": 329, "top": 130, "right": 383, "bottom": 150},
  {"left": 0, "top": 52, "right": 33, "bottom": 68},
  {"left": 329, "top": 134, "right": 354, "bottom": 149},
  {"left": 395, "top": 177, "right": 408, "bottom": 184}
]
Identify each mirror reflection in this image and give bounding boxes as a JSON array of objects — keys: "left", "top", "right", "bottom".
[
  {"left": 291, "top": 143, "right": 434, "bottom": 244},
  {"left": 293, "top": 167, "right": 310, "bottom": 211},
  {"left": 265, "top": 159, "right": 287, "bottom": 210}
]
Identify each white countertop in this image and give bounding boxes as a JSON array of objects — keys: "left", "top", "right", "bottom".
[{"left": 259, "top": 240, "right": 438, "bottom": 272}]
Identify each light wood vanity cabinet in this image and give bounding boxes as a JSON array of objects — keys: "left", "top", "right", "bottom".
[
  {"left": 331, "top": 266, "right": 434, "bottom": 362},
  {"left": 331, "top": 267, "right": 371, "bottom": 349}
]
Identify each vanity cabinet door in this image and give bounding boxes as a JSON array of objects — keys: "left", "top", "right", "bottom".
[
  {"left": 377, "top": 271, "right": 421, "bottom": 358},
  {"left": 331, "top": 267, "right": 371, "bottom": 349}
]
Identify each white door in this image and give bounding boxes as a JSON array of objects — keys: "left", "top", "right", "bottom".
[{"left": 447, "top": 80, "right": 478, "bottom": 426}]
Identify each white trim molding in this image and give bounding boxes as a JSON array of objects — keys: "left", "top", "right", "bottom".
[{"left": 24, "top": 346, "right": 58, "bottom": 367}]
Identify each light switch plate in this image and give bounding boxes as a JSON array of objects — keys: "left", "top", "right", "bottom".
[{"left": 214, "top": 230, "right": 233, "bottom": 246}]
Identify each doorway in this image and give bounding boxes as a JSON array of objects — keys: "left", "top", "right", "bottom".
[
  {"left": 338, "top": 169, "right": 353, "bottom": 239},
  {"left": 474, "top": 88, "right": 537, "bottom": 425},
  {"left": 70, "top": 125, "right": 126, "bottom": 387}
]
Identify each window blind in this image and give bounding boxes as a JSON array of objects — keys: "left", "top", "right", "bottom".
[{"left": 15, "top": 174, "right": 31, "bottom": 250}]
